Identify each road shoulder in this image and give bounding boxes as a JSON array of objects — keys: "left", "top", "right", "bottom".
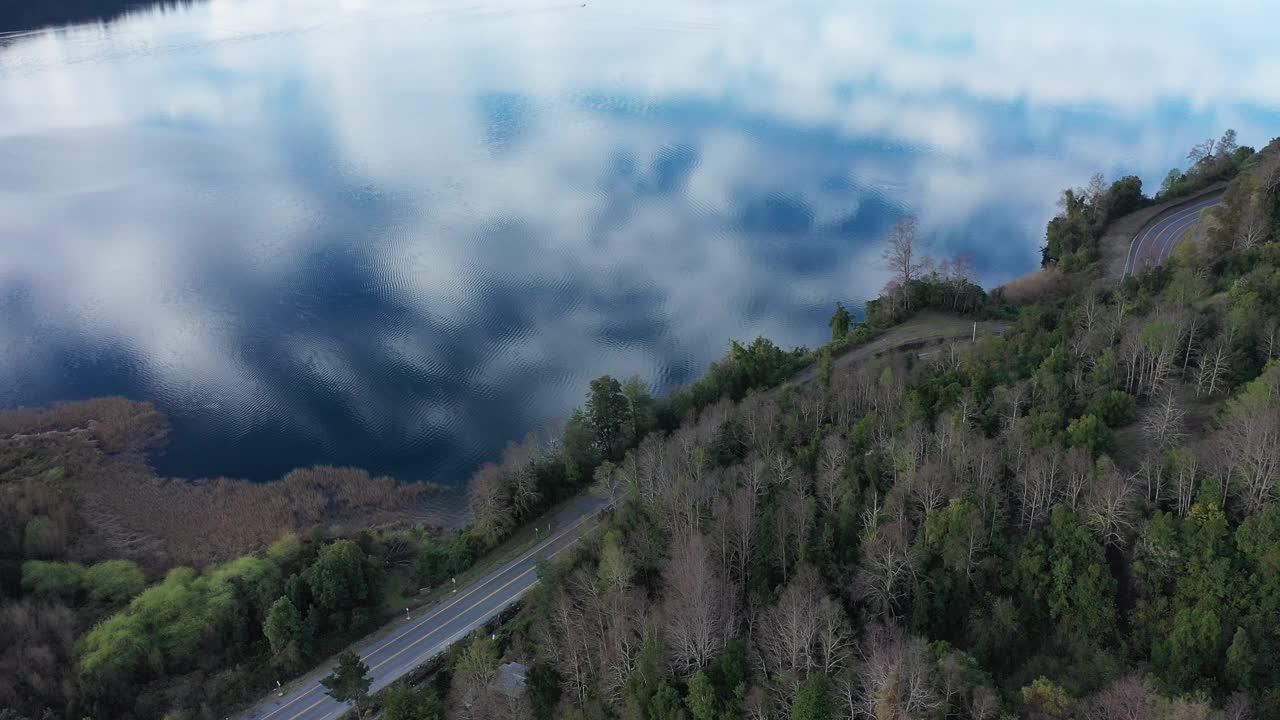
[{"left": 1097, "top": 182, "right": 1227, "bottom": 283}]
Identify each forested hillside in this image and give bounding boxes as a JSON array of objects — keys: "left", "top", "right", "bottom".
[
  {"left": 3, "top": 133, "right": 1277, "bottom": 720},
  {"left": 369, "top": 135, "right": 1280, "bottom": 720}
]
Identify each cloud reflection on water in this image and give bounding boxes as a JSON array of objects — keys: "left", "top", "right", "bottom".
[{"left": 1, "top": 0, "right": 1278, "bottom": 483}]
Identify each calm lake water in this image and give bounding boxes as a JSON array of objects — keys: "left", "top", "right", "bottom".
[{"left": 2, "top": 0, "right": 1279, "bottom": 485}]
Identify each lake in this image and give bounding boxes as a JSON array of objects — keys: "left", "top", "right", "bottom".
[{"left": 2, "top": 0, "right": 1278, "bottom": 486}]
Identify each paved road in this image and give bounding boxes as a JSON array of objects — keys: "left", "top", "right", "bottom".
[
  {"left": 238, "top": 493, "right": 611, "bottom": 720},
  {"left": 1123, "top": 194, "right": 1221, "bottom": 277},
  {"left": 790, "top": 314, "right": 1012, "bottom": 387}
]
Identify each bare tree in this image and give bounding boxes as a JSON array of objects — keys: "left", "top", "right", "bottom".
[
  {"left": 633, "top": 433, "right": 667, "bottom": 508},
  {"left": 1196, "top": 342, "right": 1231, "bottom": 397},
  {"left": 1082, "top": 676, "right": 1158, "bottom": 720},
  {"left": 998, "top": 382, "right": 1029, "bottom": 430},
  {"left": 1063, "top": 446, "right": 1094, "bottom": 511},
  {"left": 773, "top": 486, "right": 813, "bottom": 584},
  {"left": 855, "top": 625, "right": 943, "bottom": 720},
  {"left": 907, "top": 460, "right": 952, "bottom": 519},
  {"left": 468, "top": 463, "right": 513, "bottom": 546},
  {"left": 538, "top": 581, "right": 595, "bottom": 703},
  {"left": 816, "top": 434, "right": 850, "bottom": 515},
  {"left": 1260, "top": 317, "right": 1280, "bottom": 363},
  {"left": 1236, "top": 196, "right": 1269, "bottom": 250},
  {"left": 932, "top": 412, "right": 960, "bottom": 459},
  {"left": 1212, "top": 385, "right": 1280, "bottom": 515},
  {"left": 1086, "top": 462, "right": 1139, "bottom": 545},
  {"left": 881, "top": 216, "right": 928, "bottom": 310},
  {"left": 1167, "top": 446, "right": 1200, "bottom": 517},
  {"left": 834, "top": 668, "right": 861, "bottom": 720},
  {"left": 740, "top": 452, "right": 770, "bottom": 499},
  {"left": 1220, "top": 693, "right": 1254, "bottom": 720},
  {"left": 755, "top": 567, "right": 851, "bottom": 699},
  {"left": 743, "top": 686, "right": 772, "bottom": 720},
  {"left": 739, "top": 393, "right": 782, "bottom": 457},
  {"left": 1078, "top": 291, "right": 1104, "bottom": 335},
  {"left": 971, "top": 686, "right": 1001, "bottom": 720},
  {"left": 771, "top": 451, "right": 806, "bottom": 499},
  {"left": 795, "top": 383, "right": 829, "bottom": 438},
  {"left": 449, "top": 636, "right": 504, "bottom": 720},
  {"left": 950, "top": 499, "right": 989, "bottom": 585},
  {"left": 599, "top": 590, "right": 649, "bottom": 703},
  {"left": 1019, "top": 448, "right": 1062, "bottom": 529},
  {"left": 1142, "top": 392, "right": 1188, "bottom": 450},
  {"left": 722, "top": 485, "right": 758, "bottom": 584},
  {"left": 662, "top": 531, "right": 733, "bottom": 675},
  {"left": 1187, "top": 137, "right": 1216, "bottom": 166},
  {"left": 855, "top": 520, "right": 915, "bottom": 619},
  {"left": 1139, "top": 452, "right": 1167, "bottom": 507}
]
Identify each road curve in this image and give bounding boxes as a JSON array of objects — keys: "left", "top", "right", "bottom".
[
  {"left": 237, "top": 493, "right": 611, "bottom": 720},
  {"left": 1123, "top": 194, "right": 1221, "bottom": 277}
]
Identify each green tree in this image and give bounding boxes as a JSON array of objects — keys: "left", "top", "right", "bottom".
[
  {"left": 1065, "top": 414, "right": 1109, "bottom": 455},
  {"left": 561, "top": 408, "right": 597, "bottom": 485},
  {"left": 263, "top": 596, "right": 304, "bottom": 658},
  {"left": 597, "top": 530, "right": 633, "bottom": 592},
  {"left": 266, "top": 532, "right": 304, "bottom": 565},
  {"left": 1086, "top": 390, "right": 1137, "bottom": 427},
  {"left": 818, "top": 348, "right": 833, "bottom": 388},
  {"left": 526, "top": 662, "right": 562, "bottom": 720},
  {"left": 685, "top": 670, "right": 717, "bottom": 720},
  {"left": 683, "top": 643, "right": 747, "bottom": 720},
  {"left": 79, "top": 566, "right": 227, "bottom": 679},
  {"left": 649, "top": 682, "right": 688, "bottom": 720},
  {"left": 22, "top": 515, "right": 63, "bottom": 559},
  {"left": 790, "top": 672, "right": 832, "bottom": 720},
  {"left": 623, "top": 632, "right": 668, "bottom": 717},
  {"left": 587, "top": 375, "right": 631, "bottom": 459},
  {"left": 306, "top": 540, "right": 373, "bottom": 615},
  {"left": 1017, "top": 507, "right": 1117, "bottom": 648},
  {"left": 1048, "top": 506, "right": 1117, "bottom": 647},
  {"left": 320, "top": 651, "right": 372, "bottom": 716},
  {"left": 1155, "top": 603, "right": 1224, "bottom": 692},
  {"left": 828, "top": 303, "right": 852, "bottom": 340},
  {"left": 383, "top": 681, "right": 444, "bottom": 720},
  {"left": 84, "top": 559, "right": 146, "bottom": 603},
  {"left": 21, "top": 560, "right": 84, "bottom": 598},
  {"left": 622, "top": 375, "right": 657, "bottom": 444},
  {"left": 1021, "top": 676, "right": 1072, "bottom": 717},
  {"left": 1225, "top": 626, "right": 1255, "bottom": 690}
]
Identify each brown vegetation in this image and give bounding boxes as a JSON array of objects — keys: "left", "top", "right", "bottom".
[
  {"left": 80, "top": 462, "right": 433, "bottom": 568},
  {"left": 0, "top": 398, "right": 440, "bottom": 570},
  {"left": 997, "top": 268, "right": 1080, "bottom": 306},
  {"left": 0, "top": 396, "right": 169, "bottom": 453}
]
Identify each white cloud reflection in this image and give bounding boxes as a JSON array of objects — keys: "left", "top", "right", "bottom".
[{"left": 1, "top": 0, "right": 1278, "bottom": 480}]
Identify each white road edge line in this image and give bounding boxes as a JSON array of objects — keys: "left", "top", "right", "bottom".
[{"left": 1125, "top": 196, "right": 1219, "bottom": 277}]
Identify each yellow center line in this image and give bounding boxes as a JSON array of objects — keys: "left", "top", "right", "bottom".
[
  {"left": 257, "top": 502, "right": 606, "bottom": 720},
  {"left": 368, "top": 536, "right": 585, "bottom": 679},
  {"left": 282, "top": 697, "right": 325, "bottom": 720},
  {"left": 368, "top": 565, "right": 536, "bottom": 672}
]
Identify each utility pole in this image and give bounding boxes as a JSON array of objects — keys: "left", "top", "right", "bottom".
[{"left": 972, "top": 321, "right": 977, "bottom": 343}]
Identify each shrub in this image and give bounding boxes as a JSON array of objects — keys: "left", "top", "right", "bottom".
[
  {"left": 21, "top": 560, "right": 85, "bottom": 598},
  {"left": 85, "top": 560, "right": 146, "bottom": 603},
  {"left": 1087, "top": 390, "right": 1138, "bottom": 427}
]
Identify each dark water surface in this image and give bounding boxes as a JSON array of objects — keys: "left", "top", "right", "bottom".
[{"left": 2, "top": 0, "right": 1279, "bottom": 485}]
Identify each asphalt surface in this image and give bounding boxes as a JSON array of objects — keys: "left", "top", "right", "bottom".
[
  {"left": 237, "top": 493, "right": 611, "bottom": 720},
  {"left": 1123, "top": 194, "right": 1221, "bottom": 277}
]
